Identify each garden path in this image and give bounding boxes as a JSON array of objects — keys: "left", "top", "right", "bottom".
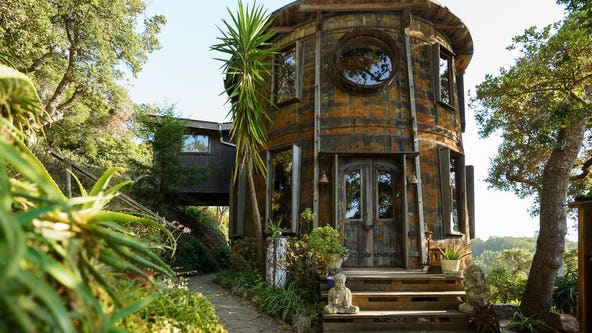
[{"left": 188, "top": 273, "right": 292, "bottom": 333}]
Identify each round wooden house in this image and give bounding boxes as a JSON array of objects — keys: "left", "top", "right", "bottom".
[{"left": 232, "top": 0, "right": 474, "bottom": 270}]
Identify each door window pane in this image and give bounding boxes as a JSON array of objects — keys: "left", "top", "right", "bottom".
[
  {"left": 345, "top": 170, "right": 362, "bottom": 219},
  {"left": 377, "top": 170, "right": 393, "bottom": 219}
]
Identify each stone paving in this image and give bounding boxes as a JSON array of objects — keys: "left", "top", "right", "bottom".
[{"left": 188, "top": 274, "right": 292, "bottom": 333}]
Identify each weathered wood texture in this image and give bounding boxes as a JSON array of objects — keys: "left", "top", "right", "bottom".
[
  {"left": 178, "top": 124, "right": 234, "bottom": 205},
  {"left": 320, "top": 269, "right": 472, "bottom": 332}
]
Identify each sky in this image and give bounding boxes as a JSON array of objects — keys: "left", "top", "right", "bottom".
[{"left": 128, "top": 0, "right": 577, "bottom": 241}]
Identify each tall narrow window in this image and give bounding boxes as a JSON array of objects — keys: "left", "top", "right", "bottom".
[
  {"left": 439, "top": 53, "right": 452, "bottom": 105},
  {"left": 271, "top": 149, "right": 293, "bottom": 230},
  {"left": 267, "top": 146, "right": 301, "bottom": 233},
  {"left": 439, "top": 148, "right": 465, "bottom": 235},
  {"left": 274, "top": 45, "right": 298, "bottom": 104},
  {"left": 182, "top": 134, "right": 209, "bottom": 153},
  {"left": 432, "top": 44, "right": 455, "bottom": 108}
]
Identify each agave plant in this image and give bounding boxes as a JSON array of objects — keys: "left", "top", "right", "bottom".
[{"left": 0, "top": 65, "right": 174, "bottom": 332}]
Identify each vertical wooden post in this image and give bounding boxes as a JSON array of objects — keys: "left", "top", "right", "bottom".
[
  {"left": 405, "top": 27, "right": 425, "bottom": 268},
  {"left": 313, "top": 11, "right": 322, "bottom": 228},
  {"left": 569, "top": 197, "right": 591, "bottom": 332}
]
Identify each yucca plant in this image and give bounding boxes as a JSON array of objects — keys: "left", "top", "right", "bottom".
[{"left": 0, "top": 65, "right": 174, "bottom": 332}]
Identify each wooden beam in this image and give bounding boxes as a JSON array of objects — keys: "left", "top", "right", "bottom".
[
  {"left": 434, "top": 24, "right": 466, "bottom": 30},
  {"left": 299, "top": 2, "right": 430, "bottom": 13},
  {"left": 270, "top": 26, "right": 295, "bottom": 33}
]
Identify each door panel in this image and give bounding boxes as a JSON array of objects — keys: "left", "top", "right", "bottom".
[{"left": 339, "top": 158, "right": 403, "bottom": 268}]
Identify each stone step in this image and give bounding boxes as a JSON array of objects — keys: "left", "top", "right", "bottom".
[{"left": 323, "top": 309, "right": 473, "bottom": 332}]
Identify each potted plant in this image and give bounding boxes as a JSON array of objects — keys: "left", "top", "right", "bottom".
[
  {"left": 304, "top": 225, "right": 349, "bottom": 275},
  {"left": 438, "top": 239, "right": 471, "bottom": 275}
]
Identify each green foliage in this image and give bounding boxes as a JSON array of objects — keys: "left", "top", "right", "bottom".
[
  {"left": 304, "top": 225, "right": 349, "bottom": 261},
  {"left": 0, "top": 115, "right": 174, "bottom": 332},
  {"left": 552, "top": 249, "right": 578, "bottom": 315},
  {"left": 168, "top": 233, "right": 224, "bottom": 274},
  {"left": 0, "top": 64, "right": 43, "bottom": 132},
  {"left": 438, "top": 239, "right": 471, "bottom": 260},
  {"left": 215, "top": 270, "right": 321, "bottom": 328},
  {"left": 211, "top": 0, "right": 276, "bottom": 179},
  {"left": 471, "top": 237, "right": 576, "bottom": 272},
  {"left": 487, "top": 249, "right": 533, "bottom": 303},
  {"left": 121, "top": 277, "right": 226, "bottom": 332},
  {"left": 552, "top": 269, "right": 578, "bottom": 316},
  {"left": 284, "top": 236, "right": 318, "bottom": 292},
  {"left": 229, "top": 237, "right": 258, "bottom": 271},
  {"left": 132, "top": 104, "right": 206, "bottom": 209},
  {"left": 0, "top": 0, "right": 166, "bottom": 124},
  {"left": 507, "top": 311, "right": 545, "bottom": 333}
]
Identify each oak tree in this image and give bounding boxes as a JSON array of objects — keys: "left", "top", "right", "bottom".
[{"left": 473, "top": 13, "right": 592, "bottom": 317}]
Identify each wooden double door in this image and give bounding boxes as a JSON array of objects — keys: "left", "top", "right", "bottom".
[{"left": 338, "top": 158, "right": 404, "bottom": 268}]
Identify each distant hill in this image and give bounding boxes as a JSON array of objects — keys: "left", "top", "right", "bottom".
[{"left": 471, "top": 236, "right": 577, "bottom": 269}]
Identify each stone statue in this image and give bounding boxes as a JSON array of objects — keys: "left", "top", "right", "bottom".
[
  {"left": 459, "top": 264, "right": 490, "bottom": 314},
  {"left": 323, "top": 273, "right": 359, "bottom": 314}
]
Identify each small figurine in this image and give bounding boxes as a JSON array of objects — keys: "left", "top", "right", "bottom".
[{"left": 323, "top": 273, "right": 359, "bottom": 314}]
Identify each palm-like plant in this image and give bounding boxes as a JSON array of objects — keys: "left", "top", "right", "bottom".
[
  {"left": 0, "top": 64, "right": 174, "bottom": 332},
  {"left": 211, "top": 0, "right": 276, "bottom": 273}
]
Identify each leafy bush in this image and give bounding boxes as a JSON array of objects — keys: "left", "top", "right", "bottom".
[
  {"left": 486, "top": 249, "right": 532, "bottom": 303},
  {"left": 168, "top": 233, "right": 223, "bottom": 273},
  {"left": 507, "top": 311, "right": 544, "bottom": 333},
  {"left": 0, "top": 116, "right": 174, "bottom": 332},
  {"left": 121, "top": 277, "right": 226, "bottom": 332},
  {"left": 215, "top": 269, "right": 321, "bottom": 328},
  {"left": 230, "top": 237, "right": 258, "bottom": 271},
  {"left": 284, "top": 236, "right": 318, "bottom": 292},
  {"left": 0, "top": 65, "right": 174, "bottom": 332},
  {"left": 552, "top": 248, "right": 578, "bottom": 315}
]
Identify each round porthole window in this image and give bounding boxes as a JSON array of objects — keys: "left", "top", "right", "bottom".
[{"left": 333, "top": 30, "right": 399, "bottom": 94}]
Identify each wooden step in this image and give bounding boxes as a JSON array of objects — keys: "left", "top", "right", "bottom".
[
  {"left": 321, "top": 272, "right": 464, "bottom": 292},
  {"left": 321, "top": 290, "right": 465, "bottom": 310},
  {"left": 323, "top": 309, "right": 473, "bottom": 332}
]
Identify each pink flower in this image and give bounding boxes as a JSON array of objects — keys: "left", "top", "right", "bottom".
[{"left": 182, "top": 226, "right": 191, "bottom": 234}]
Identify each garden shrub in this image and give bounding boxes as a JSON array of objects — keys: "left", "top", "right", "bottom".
[
  {"left": 552, "top": 248, "right": 578, "bottom": 315},
  {"left": 121, "top": 277, "right": 226, "bottom": 332},
  {"left": 168, "top": 233, "right": 222, "bottom": 273},
  {"left": 229, "top": 237, "right": 258, "bottom": 271}
]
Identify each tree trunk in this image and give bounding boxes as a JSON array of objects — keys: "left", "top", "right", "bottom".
[
  {"left": 246, "top": 157, "right": 265, "bottom": 274},
  {"left": 520, "top": 117, "right": 587, "bottom": 317}
]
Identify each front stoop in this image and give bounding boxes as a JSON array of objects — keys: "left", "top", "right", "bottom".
[{"left": 321, "top": 269, "right": 474, "bottom": 332}]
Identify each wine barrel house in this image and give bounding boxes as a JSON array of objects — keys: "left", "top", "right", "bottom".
[{"left": 230, "top": 0, "right": 475, "bottom": 272}]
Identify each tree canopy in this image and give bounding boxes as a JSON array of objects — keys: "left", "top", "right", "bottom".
[{"left": 473, "top": 7, "right": 592, "bottom": 317}]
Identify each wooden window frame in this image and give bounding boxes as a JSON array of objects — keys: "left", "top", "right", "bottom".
[
  {"left": 272, "top": 42, "right": 302, "bottom": 106},
  {"left": 432, "top": 44, "right": 455, "bottom": 109},
  {"left": 265, "top": 145, "right": 301, "bottom": 234},
  {"left": 438, "top": 148, "right": 467, "bottom": 236},
  {"left": 181, "top": 134, "right": 210, "bottom": 154}
]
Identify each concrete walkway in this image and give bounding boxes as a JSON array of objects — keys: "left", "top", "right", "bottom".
[{"left": 188, "top": 274, "right": 293, "bottom": 333}]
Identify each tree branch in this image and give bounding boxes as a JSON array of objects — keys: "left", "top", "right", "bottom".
[
  {"left": 18, "top": 51, "right": 62, "bottom": 73},
  {"left": 570, "top": 156, "right": 592, "bottom": 180}
]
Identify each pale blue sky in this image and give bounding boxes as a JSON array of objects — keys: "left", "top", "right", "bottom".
[{"left": 129, "top": 0, "right": 576, "bottom": 241}]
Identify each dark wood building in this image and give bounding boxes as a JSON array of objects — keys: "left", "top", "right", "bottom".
[
  {"left": 229, "top": 0, "right": 475, "bottom": 271},
  {"left": 178, "top": 119, "right": 235, "bottom": 206}
]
